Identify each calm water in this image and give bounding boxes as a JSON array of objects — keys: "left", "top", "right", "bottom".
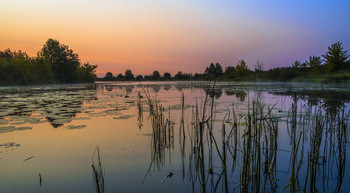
[{"left": 0, "top": 81, "right": 349, "bottom": 193}]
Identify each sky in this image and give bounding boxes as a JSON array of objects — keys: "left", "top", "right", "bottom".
[{"left": 1, "top": 0, "right": 350, "bottom": 76}]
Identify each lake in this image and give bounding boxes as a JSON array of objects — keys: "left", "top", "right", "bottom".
[{"left": 0, "top": 81, "right": 349, "bottom": 193}]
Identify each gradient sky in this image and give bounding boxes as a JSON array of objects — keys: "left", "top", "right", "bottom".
[{"left": 1, "top": 0, "right": 349, "bottom": 76}]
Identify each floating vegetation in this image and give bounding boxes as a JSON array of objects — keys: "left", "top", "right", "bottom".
[
  {"left": 0, "top": 126, "right": 32, "bottom": 133},
  {"left": 1, "top": 82, "right": 350, "bottom": 192},
  {"left": 0, "top": 142, "right": 21, "bottom": 148},
  {"left": 113, "top": 115, "right": 135, "bottom": 120},
  {"left": 64, "top": 125, "right": 87, "bottom": 130}
]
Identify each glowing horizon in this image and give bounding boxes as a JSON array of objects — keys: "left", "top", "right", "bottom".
[{"left": 1, "top": 0, "right": 349, "bottom": 76}]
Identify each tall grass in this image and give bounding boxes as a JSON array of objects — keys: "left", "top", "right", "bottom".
[{"left": 92, "top": 146, "right": 104, "bottom": 193}]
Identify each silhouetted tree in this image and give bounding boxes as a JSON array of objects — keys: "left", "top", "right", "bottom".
[
  {"left": 322, "top": 41, "right": 349, "bottom": 73},
  {"left": 205, "top": 63, "right": 216, "bottom": 75},
  {"left": 124, "top": 69, "right": 134, "bottom": 81},
  {"left": 38, "top": 39, "right": 80, "bottom": 83},
  {"left": 104, "top": 72, "right": 114, "bottom": 81},
  {"left": 175, "top": 71, "right": 183, "bottom": 80},
  {"left": 254, "top": 61, "right": 264, "bottom": 72},
  {"left": 76, "top": 62, "right": 97, "bottom": 83},
  {"left": 235, "top": 59, "right": 249, "bottom": 78},
  {"left": 204, "top": 62, "right": 223, "bottom": 77},
  {"left": 224, "top": 66, "right": 236, "bottom": 79},
  {"left": 304, "top": 56, "right": 322, "bottom": 74},
  {"left": 152, "top": 70, "right": 160, "bottom": 80},
  {"left": 135, "top": 75, "right": 143, "bottom": 81},
  {"left": 116, "top": 73, "right": 124, "bottom": 81},
  {"left": 163, "top": 72, "right": 171, "bottom": 80},
  {"left": 0, "top": 49, "right": 54, "bottom": 85},
  {"left": 215, "top": 63, "right": 223, "bottom": 76},
  {"left": 292, "top": 60, "right": 302, "bottom": 68}
]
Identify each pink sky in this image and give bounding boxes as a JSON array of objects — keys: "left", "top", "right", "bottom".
[{"left": 1, "top": 0, "right": 349, "bottom": 76}]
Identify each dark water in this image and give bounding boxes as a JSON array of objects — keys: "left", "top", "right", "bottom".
[{"left": 0, "top": 81, "right": 349, "bottom": 193}]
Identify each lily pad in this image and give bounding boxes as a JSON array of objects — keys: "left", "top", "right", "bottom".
[{"left": 65, "top": 125, "right": 87, "bottom": 130}]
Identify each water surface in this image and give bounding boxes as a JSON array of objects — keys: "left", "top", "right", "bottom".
[{"left": 0, "top": 81, "right": 349, "bottom": 193}]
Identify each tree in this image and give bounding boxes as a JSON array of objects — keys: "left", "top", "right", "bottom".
[
  {"left": 152, "top": 70, "right": 160, "bottom": 80},
  {"left": 0, "top": 49, "right": 54, "bottom": 85},
  {"left": 204, "top": 62, "right": 223, "bottom": 78},
  {"left": 214, "top": 63, "right": 223, "bottom": 77},
  {"left": 38, "top": 39, "right": 81, "bottom": 83},
  {"left": 304, "top": 56, "right": 322, "bottom": 74},
  {"left": 135, "top": 75, "right": 143, "bottom": 81},
  {"left": 306, "top": 56, "right": 322, "bottom": 68},
  {"left": 254, "top": 61, "right": 264, "bottom": 72},
  {"left": 104, "top": 72, "right": 114, "bottom": 81},
  {"left": 224, "top": 66, "right": 236, "bottom": 79},
  {"left": 174, "top": 71, "right": 183, "bottom": 80},
  {"left": 163, "top": 72, "right": 171, "bottom": 80},
  {"left": 116, "top": 73, "right": 124, "bottom": 81},
  {"left": 235, "top": 59, "right": 249, "bottom": 78},
  {"left": 292, "top": 60, "right": 302, "bottom": 68},
  {"left": 322, "top": 41, "right": 349, "bottom": 73},
  {"left": 76, "top": 62, "right": 97, "bottom": 83},
  {"left": 124, "top": 69, "right": 134, "bottom": 81},
  {"left": 205, "top": 63, "right": 216, "bottom": 75}
]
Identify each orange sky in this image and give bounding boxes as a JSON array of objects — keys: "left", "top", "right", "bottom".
[{"left": 1, "top": 0, "right": 349, "bottom": 76}]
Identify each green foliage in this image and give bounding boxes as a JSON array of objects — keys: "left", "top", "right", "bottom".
[
  {"left": 292, "top": 60, "right": 302, "bottom": 68},
  {"left": 204, "top": 62, "right": 223, "bottom": 78},
  {"left": 322, "top": 41, "right": 349, "bottom": 73},
  {"left": 0, "top": 38, "right": 97, "bottom": 85},
  {"left": 38, "top": 39, "right": 81, "bottom": 83},
  {"left": 235, "top": 59, "right": 249, "bottom": 78},
  {"left": 0, "top": 49, "right": 54, "bottom": 85},
  {"left": 224, "top": 66, "right": 236, "bottom": 79},
  {"left": 76, "top": 62, "right": 97, "bottom": 83}
]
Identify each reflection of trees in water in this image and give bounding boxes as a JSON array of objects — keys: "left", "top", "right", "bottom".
[
  {"left": 235, "top": 90, "right": 247, "bottom": 102},
  {"left": 105, "top": 85, "right": 113, "bottom": 92},
  {"left": 151, "top": 85, "right": 161, "bottom": 93},
  {"left": 174, "top": 84, "right": 183, "bottom": 91},
  {"left": 205, "top": 88, "right": 223, "bottom": 99},
  {"left": 163, "top": 84, "right": 172, "bottom": 91},
  {"left": 272, "top": 90, "right": 350, "bottom": 117},
  {"left": 284, "top": 96, "right": 348, "bottom": 193},
  {"left": 0, "top": 88, "right": 97, "bottom": 128},
  {"left": 124, "top": 85, "right": 134, "bottom": 94},
  {"left": 142, "top": 87, "right": 349, "bottom": 192},
  {"left": 41, "top": 90, "right": 97, "bottom": 128},
  {"left": 223, "top": 88, "right": 248, "bottom": 102}
]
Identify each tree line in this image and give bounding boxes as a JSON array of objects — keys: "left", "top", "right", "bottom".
[
  {"left": 102, "top": 41, "right": 350, "bottom": 83},
  {"left": 0, "top": 39, "right": 97, "bottom": 86}
]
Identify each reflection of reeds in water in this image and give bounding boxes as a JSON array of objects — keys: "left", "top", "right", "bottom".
[
  {"left": 92, "top": 146, "right": 104, "bottom": 193},
  {"left": 141, "top": 83, "right": 349, "bottom": 193},
  {"left": 282, "top": 97, "right": 349, "bottom": 193},
  {"left": 240, "top": 96, "right": 279, "bottom": 193},
  {"left": 137, "top": 92, "right": 143, "bottom": 130},
  {"left": 142, "top": 88, "right": 175, "bottom": 183}
]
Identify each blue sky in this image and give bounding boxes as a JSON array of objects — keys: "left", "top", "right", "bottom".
[{"left": 0, "top": 0, "right": 349, "bottom": 74}]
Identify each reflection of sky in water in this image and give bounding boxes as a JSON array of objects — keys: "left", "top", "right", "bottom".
[{"left": 0, "top": 82, "right": 349, "bottom": 193}]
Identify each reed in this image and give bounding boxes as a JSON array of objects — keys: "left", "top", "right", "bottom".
[{"left": 92, "top": 146, "right": 104, "bottom": 193}]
